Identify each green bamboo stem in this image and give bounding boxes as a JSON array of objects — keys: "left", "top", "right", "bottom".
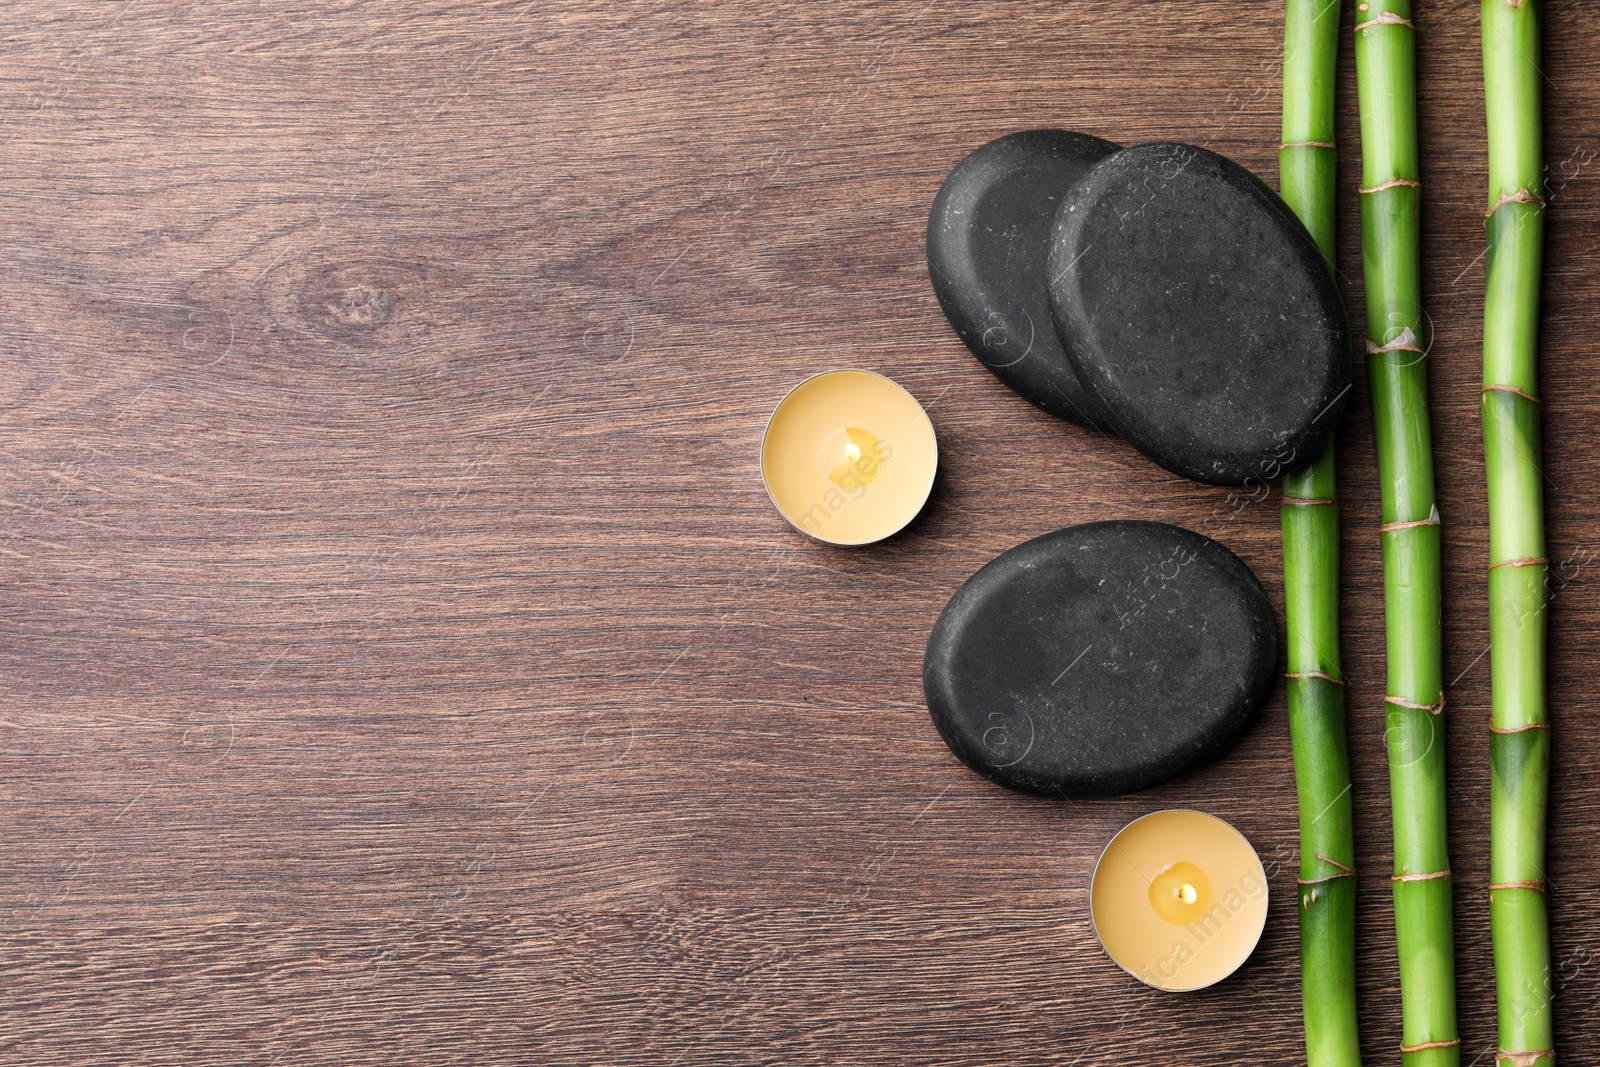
[
  {"left": 1481, "top": 3, "right": 1553, "bottom": 1066},
  {"left": 1354, "top": 3, "right": 1460, "bottom": 1064},
  {"left": 1279, "top": 1, "right": 1361, "bottom": 1064}
]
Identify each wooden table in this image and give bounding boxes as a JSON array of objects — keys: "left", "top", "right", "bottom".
[{"left": 4, "top": 3, "right": 1598, "bottom": 1063}]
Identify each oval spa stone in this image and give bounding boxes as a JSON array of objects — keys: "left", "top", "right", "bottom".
[
  {"left": 927, "top": 129, "right": 1120, "bottom": 429},
  {"left": 1047, "top": 142, "right": 1351, "bottom": 485},
  {"left": 923, "top": 521, "right": 1276, "bottom": 798}
]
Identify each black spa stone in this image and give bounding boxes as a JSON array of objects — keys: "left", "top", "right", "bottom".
[
  {"left": 927, "top": 129, "right": 1119, "bottom": 429},
  {"left": 923, "top": 521, "right": 1276, "bottom": 798},
  {"left": 1047, "top": 142, "right": 1351, "bottom": 485}
]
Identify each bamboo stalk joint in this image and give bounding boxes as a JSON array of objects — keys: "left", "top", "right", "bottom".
[
  {"left": 1286, "top": 670, "right": 1344, "bottom": 685},
  {"left": 1359, "top": 177, "right": 1422, "bottom": 195},
  {"left": 1385, "top": 694, "right": 1445, "bottom": 715},
  {"left": 1482, "top": 383, "right": 1540, "bottom": 404},
  {"left": 1355, "top": 11, "right": 1415, "bottom": 32},
  {"left": 1367, "top": 328, "right": 1424, "bottom": 355},
  {"left": 1497, "top": 1050, "right": 1555, "bottom": 1067},
  {"left": 1487, "top": 556, "right": 1547, "bottom": 571},
  {"left": 1486, "top": 188, "right": 1546, "bottom": 218},
  {"left": 1401, "top": 1039, "right": 1461, "bottom": 1053}
]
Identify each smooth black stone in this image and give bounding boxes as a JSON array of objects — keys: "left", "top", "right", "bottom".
[
  {"left": 927, "top": 129, "right": 1120, "bottom": 429},
  {"left": 923, "top": 521, "right": 1276, "bottom": 798},
  {"left": 1047, "top": 142, "right": 1351, "bottom": 485}
]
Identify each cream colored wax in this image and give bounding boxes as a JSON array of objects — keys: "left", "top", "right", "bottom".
[
  {"left": 761, "top": 370, "right": 938, "bottom": 546},
  {"left": 1090, "top": 810, "right": 1269, "bottom": 992}
]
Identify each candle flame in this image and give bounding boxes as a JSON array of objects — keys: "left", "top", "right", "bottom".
[
  {"left": 1147, "top": 861, "right": 1212, "bottom": 924},
  {"left": 828, "top": 427, "right": 885, "bottom": 492}
]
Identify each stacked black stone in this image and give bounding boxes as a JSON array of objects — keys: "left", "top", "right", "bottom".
[
  {"left": 927, "top": 129, "right": 1120, "bottom": 430},
  {"left": 928, "top": 134, "right": 1350, "bottom": 486}
]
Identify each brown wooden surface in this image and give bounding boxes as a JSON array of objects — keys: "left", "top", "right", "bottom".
[{"left": 3, "top": 3, "right": 1598, "bottom": 1064}]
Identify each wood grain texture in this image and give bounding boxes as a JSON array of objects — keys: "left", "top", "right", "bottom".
[{"left": 2, "top": 2, "right": 1599, "bottom": 1064}]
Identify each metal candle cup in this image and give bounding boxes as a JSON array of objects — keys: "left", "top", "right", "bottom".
[
  {"left": 760, "top": 369, "right": 937, "bottom": 546},
  {"left": 1090, "top": 809, "right": 1269, "bottom": 992}
]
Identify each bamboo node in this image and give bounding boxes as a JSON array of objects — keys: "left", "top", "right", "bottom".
[
  {"left": 1356, "top": 11, "right": 1415, "bottom": 32},
  {"left": 1286, "top": 670, "right": 1345, "bottom": 686},
  {"left": 1490, "top": 721, "right": 1549, "bottom": 735},
  {"left": 1487, "top": 556, "right": 1548, "bottom": 571},
  {"left": 1486, "top": 188, "right": 1546, "bottom": 218},
  {"left": 1298, "top": 854, "right": 1357, "bottom": 885},
  {"left": 1380, "top": 505, "right": 1440, "bottom": 534},
  {"left": 1359, "top": 177, "right": 1421, "bottom": 195},
  {"left": 1497, "top": 1049, "right": 1555, "bottom": 1067},
  {"left": 1392, "top": 868, "right": 1451, "bottom": 883},
  {"left": 1385, "top": 694, "right": 1445, "bottom": 715},
  {"left": 1482, "top": 383, "right": 1542, "bottom": 404},
  {"left": 1366, "top": 327, "right": 1423, "bottom": 355},
  {"left": 1401, "top": 1038, "right": 1461, "bottom": 1053},
  {"left": 1489, "top": 880, "right": 1547, "bottom": 895},
  {"left": 1282, "top": 497, "right": 1336, "bottom": 507},
  {"left": 1279, "top": 141, "right": 1336, "bottom": 150},
  {"left": 1298, "top": 872, "right": 1354, "bottom": 885}
]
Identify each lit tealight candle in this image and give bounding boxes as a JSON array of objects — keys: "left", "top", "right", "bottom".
[
  {"left": 761, "top": 370, "right": 938, "bottom": 546},
  {"left": 1090, "top": 810, "right": 1268, "bottom": 992}
]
